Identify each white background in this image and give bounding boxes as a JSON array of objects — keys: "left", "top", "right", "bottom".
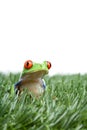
[{"left": 0, "top": 0, "right": 87, "bottom": 75}]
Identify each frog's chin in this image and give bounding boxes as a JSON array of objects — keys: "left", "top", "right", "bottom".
[{"left": 21, "top": 70, "right": 48, "bottom": 80}]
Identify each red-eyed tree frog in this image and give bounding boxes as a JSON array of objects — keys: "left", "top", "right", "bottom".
[{"left": 14, "top": 60, "right": 51, "bottom": 97}]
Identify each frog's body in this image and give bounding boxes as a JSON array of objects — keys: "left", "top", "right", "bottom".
[{"left": 14, "top": 60, "right": 51, "bottom": 97}]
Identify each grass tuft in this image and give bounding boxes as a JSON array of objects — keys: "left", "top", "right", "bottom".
[{"left": 0, "top": 73, "right": 87, "bottom": 129}]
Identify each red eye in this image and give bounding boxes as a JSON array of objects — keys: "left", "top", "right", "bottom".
[
  {"left": 24, "top": 60, "right": 33, "bottom": 69},
  {"left": 47, "top": 61, "right": 51, "bottom": 69}
]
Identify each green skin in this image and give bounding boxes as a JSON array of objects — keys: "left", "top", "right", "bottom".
[
  {"left": 21, "top": 61, "right": 49, "bottom": 79},
  {"left": 15, "top": 61, "right": 49, "bottom": 96}
]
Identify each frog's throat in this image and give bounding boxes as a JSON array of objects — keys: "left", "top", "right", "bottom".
[{"left": 21, "top": 70, "right": 48, "bottom": 80}]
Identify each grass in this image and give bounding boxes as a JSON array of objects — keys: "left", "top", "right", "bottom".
[{"left": 0, "top": 72, "right": 87, "bottom": 130}]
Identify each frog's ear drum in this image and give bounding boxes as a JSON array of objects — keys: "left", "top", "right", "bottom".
[
  {"left": 47, "top": 61, "right": 51, "bottom": 69},
  {"left": 24, "top": 60, "right": 33, "bottom": 69}
]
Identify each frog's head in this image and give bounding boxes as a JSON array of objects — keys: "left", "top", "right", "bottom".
[{"left": 21, "top": 60, "right": 51, "bottom": 80}]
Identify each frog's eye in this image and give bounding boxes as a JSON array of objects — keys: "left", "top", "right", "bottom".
[
  {"left": 24, "top": 60, "right": 33, "bottom": 69},
  {"left": 47, "top": 61, "right": 51, "bottom": 69}
]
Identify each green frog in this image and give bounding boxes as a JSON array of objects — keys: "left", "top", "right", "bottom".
[{"left": 14, "top": 60, "right": 51, "bottom": 97}]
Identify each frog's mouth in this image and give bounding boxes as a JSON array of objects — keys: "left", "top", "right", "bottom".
[{"left": 21, "top": 70, "right": 48, "bottom": 80}]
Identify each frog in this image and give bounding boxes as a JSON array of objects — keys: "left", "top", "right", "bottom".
[{"left": 14, "top": 60, "right": 51, "bottom": 97}]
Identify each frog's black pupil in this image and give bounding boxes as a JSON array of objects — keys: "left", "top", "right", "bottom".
[{"left": 27, "top": 62, "right": 29, "bottom": 66}]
